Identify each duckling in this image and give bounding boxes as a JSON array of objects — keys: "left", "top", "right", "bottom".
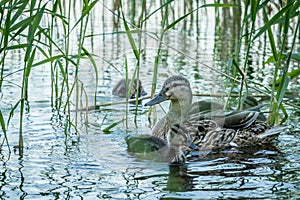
[
  {"left": 126, "top": 134, "right": 167, "bottom": 153},
  {"left": 126, "top": 123, "right": 198, "bottom": 163},
  {"left": 112, "top": 78, "right": 147, "bottom": 98},
  {"left": 145, "top": 76, "right": 286, "bottom": 148}
]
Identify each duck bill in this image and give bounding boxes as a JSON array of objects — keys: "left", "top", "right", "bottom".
[
  {"left": 144, "top": 90, "right": 166, "bottom": 106},
  {"left": 188, "top": 142, "right": 199, "bottom": 151}
]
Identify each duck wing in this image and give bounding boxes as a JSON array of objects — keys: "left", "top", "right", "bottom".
[
  {"left": 193, "top": 127, "right": 237, "bottom": 150},
  {"left": 189, "top": 110, "right": 260, "bottom": 129},
  {"left": 221, "top": 111, "right": 260, "bottom": 129},
  {"left": 235, "top": 122, "right": 287, "bottom": 146}
]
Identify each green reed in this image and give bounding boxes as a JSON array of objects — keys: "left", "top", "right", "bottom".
[
  {"left": 120, "top": 0, "right": 146, "bottom": 126},
  {"left": 221, "top": 0, "right": 300, "bottom": 125},
  {"left": 0, "top": 0, "right": 99, "bottom": 153},
  {"left": 267, "top": 1, "right": 300, "bottom": 125},
  {"left": 0, "top": 0, "right": 47, "bottom": 153},
  {"left": 0, "top": 110, "right": 9, "bottom": 152}
]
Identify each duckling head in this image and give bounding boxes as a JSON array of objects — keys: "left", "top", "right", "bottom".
[
  {"left": 145, "top": 76, "right": 192, "bottom": 106},
  {"left": 131, "top": 79, "right": 147, "bottom": 98},
  {"left": 167, "top": 123, "right": 199, "bottom": 152},
  {"left": 113, "top": 78, "right": 147, "bottom": 98}
]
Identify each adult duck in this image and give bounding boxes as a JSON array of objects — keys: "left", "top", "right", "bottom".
[{"left": 145, "top": 76, "right": 286, "bottom": 148}]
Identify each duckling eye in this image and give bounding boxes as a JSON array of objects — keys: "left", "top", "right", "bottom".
[{"left": 197, "top": 125, "right": 205, "bottom": 132}]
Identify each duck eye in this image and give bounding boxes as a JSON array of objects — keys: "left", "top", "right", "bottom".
[{"left": 165, "top": 87, "right": 170, "bottom": 92}]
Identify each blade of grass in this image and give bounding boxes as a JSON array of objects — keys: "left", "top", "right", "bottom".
[
  {"left": 265, "top": 53, "right": 300, "bottom": 64},
  {"left": 69, "top": 0, "right": 99, "bottom": 34},
  {"left": 165, "top": 3, "right": 238, "bottom": 31},
  {"left": 263, "top": 8, "right": 278, "bottom": 61},
  {"left": 142, "top": 0, "right": 174, "bottom": 23},
  {"left": 103, "top": 119, "right": 125, "bottom": 134},
  {"left": 276, "top": 76, "right": 290, "bottom": 108},
  {"left": 24, "top": 3, "right": 47, "bottom": 62},
  {"left": 252, "top": 0, "right": 298, "bottom": 41},
  {"left": 125, "top": 57, "right": 129, "bottom": 130},
  {"left": 0, "top": 110, "right": 10, "bottom": 152},
  {"left": 271, "top": 68, "right": 300, "bottom": 86},
  {"left": 82, "top": 47, "right": 98, "bottom": 106},
  {"left": 120, "top": 0, "right": 139, "bottom": 59},
  {"left": 269, "top": 2, "right": 299, "bottom": 125},
  {"left": 0, "top": 43, "right": 28, "bottom": 52}
]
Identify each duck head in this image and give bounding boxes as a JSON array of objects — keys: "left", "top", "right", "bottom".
[
  {"left": 145, "top": 76, "right": 193, "bottom": 123},
  {"left": 145, "top": 76, "right": 193, "bottom": 106}
]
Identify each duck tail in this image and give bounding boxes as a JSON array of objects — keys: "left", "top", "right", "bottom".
[{"left": 257, "top": 125, "right": 288, "bottom": 140}]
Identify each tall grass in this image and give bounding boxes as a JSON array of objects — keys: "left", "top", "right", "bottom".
[
  {"left": 0, "top": 0, "right": 98, "bottom": 154},
  {"left": 237, "top": 0, "right": 300, "bottom": 125}
]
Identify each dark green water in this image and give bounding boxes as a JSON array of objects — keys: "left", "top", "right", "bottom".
[{"left": 0, "top": 1, "right": 299, "bottom": 199}]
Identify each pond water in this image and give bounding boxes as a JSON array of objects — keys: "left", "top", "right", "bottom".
[{"left": 1, "top": 1, "right": 300, "bottom": 199}]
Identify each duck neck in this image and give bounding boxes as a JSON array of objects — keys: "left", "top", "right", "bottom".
[{"left": 166, "top": 99, "right": 191, "bottom": 124}]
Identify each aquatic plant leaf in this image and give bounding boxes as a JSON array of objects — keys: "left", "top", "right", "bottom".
[
  {"left": 25, "top": 47, "right": 36, "bottom": 78},
  {"left": 250, "top": 0, "right": 258, "bottom": 21},
  {"left": 263, "top": 7, "right": 277, "bottom": 61},
  {"left": 276, "top": 76, "right": 290, "bottom": 107},
  {"left": 9, "top": 15, "right": 34, "bottom": 32},
  {"left": 10, "top": 0, "right": 29, "bottom": 25},
  {"left": 265, "top": 53, "right": 300, "bottom": 64},
  {"left": 0, "top": 109, "right": 10, "bottom": 150},
  {"left": 252, "top": 1, "right": 297, "bottom": 41},
  {"left": 165, "top": 3, "right": 238, "bottom": 31},
  {"left": 120, "top": 1, "right": 139, "bottom": 60},
  {"left": 279, "top": 103, "right": 288, "bottom": 124},
  {"left": 0, "top": 110, "right": 6, "bottom": 135},
  {"left": 0, "top": 0, "right": 10, "bottom": 7},
  {"left": 82, "top": 47, "right": 98, "bottom": 104},
  {"left": 142, "top": 0, "right": 174, "bottom": 22},
  {"left": 1, "top": 44, "right": 28, "bottom": 51},
  {"left": 70, "top": 0, "right": 99, "bottom": 33},
  {"left": 7, "top": 99, "right": 21, "bottom": 128},
  {"left": 24, "top": 3, "right": 47, "bottom": 62},
  {"left": 201, "top": 3, "right": 239, "bottom": 8},
  {"left": 35, "top": 26, "right": 64, "bottom": 54},
  {"left": 32, "top": 55, "right": 65, "bottom": 67},
  {"left": 290, "top": 53, "right": 300, "bottom": 61},
  {"left": 273, "top": 68, "right": 300, "bottom": 86},
  {"left": 103, "top": 119, "right": 125, "bottom": 134}
]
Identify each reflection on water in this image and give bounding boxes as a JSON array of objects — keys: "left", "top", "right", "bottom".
[{"left": 1, "top": 0, "right": 300, "bottom": 199}]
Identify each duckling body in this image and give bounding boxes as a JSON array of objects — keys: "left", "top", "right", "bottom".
[
  {"left": 112, "top": 78, "right": 147, "bottom": 98},
  {"left": 126, "top": 124, "right": 198, "bottom": 163},
  {"left": 145, "top": 76, "right": 286, "bottom": 149}
]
